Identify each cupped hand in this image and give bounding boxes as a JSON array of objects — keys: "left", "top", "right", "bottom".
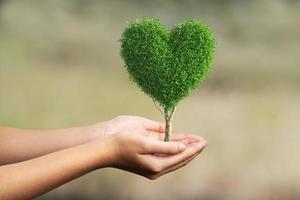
[
  {"left": 105, "top": 131, "right": 207, "bottom": 180},
  {"left": 88, "top": 115, "right": 165, "bottom": 140}
]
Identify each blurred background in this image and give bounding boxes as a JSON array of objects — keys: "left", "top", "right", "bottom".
[{"left": 0, "top": 0, "right": 299, "bottom": 199}]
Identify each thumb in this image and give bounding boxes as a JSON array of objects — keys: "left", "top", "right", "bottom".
[{"left": 142, "top": 139, "right": 186, "bottom": 155}]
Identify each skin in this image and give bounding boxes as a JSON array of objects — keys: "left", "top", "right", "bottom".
[{"left": 0, "top": 116, "right": 207, "bottom": 200}]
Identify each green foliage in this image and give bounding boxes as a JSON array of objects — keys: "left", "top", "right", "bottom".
[{"left": 120, "top": 18, "right": 215, "bottom": 110}]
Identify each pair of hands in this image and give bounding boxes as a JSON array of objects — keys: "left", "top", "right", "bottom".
[
  {"left": 90, "top": 116, "right": 207, "bottom": 180},
  {"left": 0, "top": 115, "right": 207, "bottom": 199}
]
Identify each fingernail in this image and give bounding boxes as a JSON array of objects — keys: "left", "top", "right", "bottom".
[{"left": 178, "top": 143, "right": 186, "bottom": 151}]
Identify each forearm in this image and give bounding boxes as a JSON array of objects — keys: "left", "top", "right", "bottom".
[
  {"left": 0, "top": 138, "right": 111, "bottom": 200},
  {"left": 0, "top": 123, "right": 107, "bottom": 165}
]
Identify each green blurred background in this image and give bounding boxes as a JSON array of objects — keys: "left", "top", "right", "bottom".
[{"left": 0, "top": 0, "right": 299, "bottom": 199}]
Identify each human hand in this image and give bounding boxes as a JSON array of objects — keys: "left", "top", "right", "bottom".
[
  {"left": 88, "top": 115, "right": 165, "bottom": 140},
  {"left": 103, "top": 131, "right": 207, "bottom": 180}
]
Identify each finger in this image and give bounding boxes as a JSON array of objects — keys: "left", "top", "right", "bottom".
[
  {"left": 153, "top": 139, "right": 189, "bottom": 157},
  {"left": 145, "top": 131, "right": 162, "bottom": 140},
  {"left": 172, "top": 133, "right": 205, "bottom": 144},
  {"left": 159, "top": 143, "right": 207, "bottom": 176},
  {"left": 140, "top": 142, "right": 207, "bottom": 178},
  {"left": 146, "top": 132, "right": 202, "bottom": 142},
  {"left": 158, "top": 140, "right": 207, "bottom": 170},
  {"left": 145, "top": 131, "right": 206, "bottom": 147},
  {"left": 151, "top": 149, "right": 202, "bottom": 179},
  {"left": 154, "top": 137, "right": 206, "bottom": 157},
  {"left": 138, "top": 118, "right": 165, "bottom": 133},
  {"left": 141, "top": 139, "right": 187, "bottom": 155},
  {"left": 160, "top": 133, "right": 205, "bottom": 143}
]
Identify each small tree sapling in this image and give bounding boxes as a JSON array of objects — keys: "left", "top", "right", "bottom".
[{"left": 120, "top": 18, "right": 215, "bottom": 141}]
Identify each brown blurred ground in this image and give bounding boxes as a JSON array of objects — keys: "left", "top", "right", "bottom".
[{"left": 0, "top": 0, "right": 299, "bottom": 199}]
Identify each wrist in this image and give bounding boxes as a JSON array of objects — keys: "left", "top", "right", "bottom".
[
  {"left": 87, "top": 136, "right": 117, "bottom": 169},
  {"left": 85, "top": 121, "right": 112, "bottom": 142}
]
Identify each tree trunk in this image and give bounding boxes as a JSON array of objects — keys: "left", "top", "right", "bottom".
[{"left": 164, "top": 107, "right": 175, "bottom": 142}]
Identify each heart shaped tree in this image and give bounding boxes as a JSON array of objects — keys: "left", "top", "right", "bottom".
[{"left": 120, "top": 18, "right": 215, "bottom": 141}]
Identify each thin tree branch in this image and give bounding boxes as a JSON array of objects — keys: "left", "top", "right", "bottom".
[{"left": 153, "top": 101, "right": 164, "bottom": 115}]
